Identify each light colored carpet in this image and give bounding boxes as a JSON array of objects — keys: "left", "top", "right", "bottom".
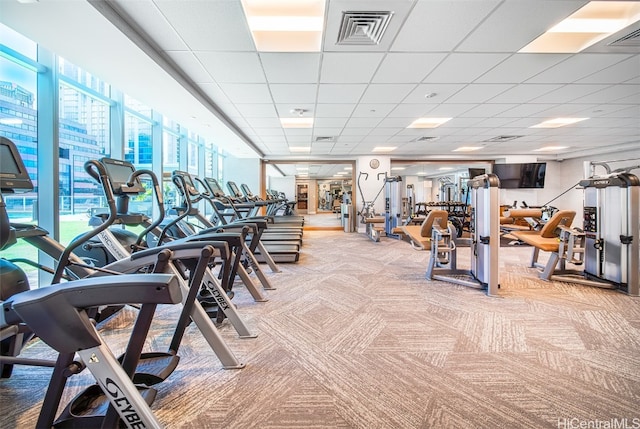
[{"left": 1, "top": 230, "right": 639, "bottom": 428}]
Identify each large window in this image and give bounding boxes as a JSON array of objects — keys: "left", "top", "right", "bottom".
[
  {"left": 0, "top": 24, "right": 38, "bottom": 270},
  {"left": 1, "top": 23, "right": 222, "bottom": 261},
  {"left": 58, "top": 58, "right": 110, "bottom": 219}
]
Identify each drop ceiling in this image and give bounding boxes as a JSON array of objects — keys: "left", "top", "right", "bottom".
[{"left": 2, "top": 0, "right": 639, "bottom": 177}]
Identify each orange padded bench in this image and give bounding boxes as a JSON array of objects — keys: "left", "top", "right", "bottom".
[
  {"left": 399, "top": 210, "right": 448, "bottom": 250},
  {"left": 511, "top": 210, "right": 576, "bottom": 272}
]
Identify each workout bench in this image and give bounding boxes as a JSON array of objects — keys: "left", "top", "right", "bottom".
[
  {"left": 510, "top": 210, "right": 577, "bottom": 279},
  {"left": 399, "top": 210, "right": 449, "bottom": 250}
]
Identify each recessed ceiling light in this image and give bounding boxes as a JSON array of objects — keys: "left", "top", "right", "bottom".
[
  {"left": 407, "top": 118, "right": 452, "bottom": 128},
  {"left": 290, "top": 146, "right": 311, "bottom": 152},
  {"left": 439, "top": 167, "right": 454, "bottom": 171},
  {"left": 372, "top": 146, "right": 397, "bottom": 152},
  {"left": 534, "top": 146, "right": 569, "bottom": 152},
  {"left": 241, "top": 0, "right": 326, "bottom": 52},
  {"left": 519, "top": 1, "right": 640, "bottom": 53},
  {"left": 296, "top": 166, "right": 309, "bottom": 170},
  {"left": 281, "top": 117, "right": 314, "bottom": 128},
  {"left": 453, "top": 146, "right": 483, "bottom": 152},
  {"left": 417, "top": 172, "right": 427, "bottom": 176},
  {"left": 530, "top": 118, "right": 589, "bottom": 128},
  {"left": 391, "top": 167, "right": 406, "bottom": 170},
  {"left": 344, "top": 166, "right": 352, "bottom": 170}
]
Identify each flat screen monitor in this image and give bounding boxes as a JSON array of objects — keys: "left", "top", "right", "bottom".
[
  {"left": 0, "top": 137, "right": 34, "bottom": 192},
  {"left": 468, "top": 168, "right": 486, "bottom": 179},
  {"left": 204, "top": 178, "right": 225, "bottom": 197},
  {"left": 100, "top": 158, "right": 145, "bottom": 194},
  {"left": 492, "top": 163, "right": 546, "bottom": 189},
  {"left": 173, "top": 170, "right": 198, "bottom": 196},
  {"left": 227, "top": 181, "right": 242, "bottom": 198}
]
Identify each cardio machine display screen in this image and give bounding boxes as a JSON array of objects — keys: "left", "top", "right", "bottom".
[
  {"left": 205, "top": 178, "right": 225, "bottom": 197},
  {"left": 101, "top": 159, "right": 144, "bottom": 194},
  {"left": 228, "top": 181, "right": 241, "bottom": 197},
  {"left": 0, "top": 138, "right": 33, "bottom": 191},
  {"left": 0, "top": 144, "right": 20, "bottom": 175}
]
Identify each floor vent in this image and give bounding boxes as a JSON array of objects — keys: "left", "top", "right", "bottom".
[{"left": 337, "top": 11, "right": 394, "bottom": 45}]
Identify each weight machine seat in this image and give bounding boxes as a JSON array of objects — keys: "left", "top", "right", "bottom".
[
  {"left": 510, "top": 210, "right": 576, "bottom": 252},
  {"left": 500, "top": 208, "right": 544, "bottom": 234},
  {"left": 399, "top": 210, "right": 448, "bottom": 250},
  {"left": 364, "top": 216, "right": 385, "bottom": 224}
]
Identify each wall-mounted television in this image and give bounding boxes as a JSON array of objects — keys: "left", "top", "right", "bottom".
[{"left": 492, "top": 163, "right": 546, "bottom": 189}]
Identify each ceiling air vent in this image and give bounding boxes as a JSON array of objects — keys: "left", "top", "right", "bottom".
[
  {"left": 337, "top": 11, "right": 394, "bottom": 45},
  {"left": 483, "top": 135, "right": 523, "bottom": 142},
  {"left": 609, "top": 28, "right": 640, "bottom": 46},
  {"left": 411, "top": 136, "right": 439, "bottom": 142},
  {"left": 314, "top": 136, "right": 336, "bottom": 142}
]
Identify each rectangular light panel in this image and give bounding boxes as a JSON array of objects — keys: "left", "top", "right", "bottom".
[{"left": 241, "top": 0, "right": 326, "bottom": 52}]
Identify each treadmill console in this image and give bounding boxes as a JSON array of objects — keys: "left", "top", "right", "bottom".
[{"left": 204, "top": 178, "right": 226, "bottom": 198}]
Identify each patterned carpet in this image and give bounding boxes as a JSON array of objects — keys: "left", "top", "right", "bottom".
[{"left": 1, "top": 230, "right": 639, "bottom": 428}]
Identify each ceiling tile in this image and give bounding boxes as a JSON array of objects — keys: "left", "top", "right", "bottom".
[
  {"left": 424, "top": 53, "right": 511, "bottom": 83},
  {"left": 269, "top": 84, "right": 317, "bottom": 103},
  {"left": 320, "top": 53, "right": 385, "bottom": 83},
  {"left": 275, "top": 103, "right": 316, "bottom": 118},
  {"left": 446, "top": 84, "right": 514, "bottom": 103},
  {"left": 391, "top": 1, "right": 498, "bottom": 51},
  {"left": 234, "top": 104, "right": 278, "bottom": 118},
  {"left": 372, "top": 53, "right": 447, "bottom": 83},
  {"left": 360, "top": 84, "right": 415, "bottom": 103},
  {"left": 388, "top": 104, "right": 433, "bottom": 118},
  {"left": 488, "top": 84, "right": 563, "bottom": 103},
  {"left": 115, "top": 0, "right": 189, "bottom": 51},
  {"left": 315, "top": 103, "right": 357, "bottom": 117},
  {"left": 476, "top": 54, "right": 570, "bottom": 84},
  {"left": 572, "top": 84, "right": 640, "bottom": 104},
  {"left": 245, "top": 117, "right": 282, "bottom": 128},
  {"left": 314, "top": 117, "right": 348, "bottom": 128},
  {"left": 164, "top": 51, "right": 214, "bottom": 84},
  {"left": 154, "top": 0, "right": 255, "bottom": 51},
  {"left": 457, "top": 1, "right": 586, "bottom": 52},
  {"left": 219, "top": 83, "right": 272, "bottom": 103},
  {"left": 403, "top": 83, "right": 466, "bottom": 103},
  {"left": 351, "top": 103, "right": 396, "bottom": 118},
  {"left": 577, "top": 56, "right": 640, "bottom": 84},
  {"left": 530, "top": 84, "right": 610, "bottom": 103},
  {"left": 260, "top": 53, "right": 321, "bottom": 83},
  {"left": 527, "top": 54, "right": 634, "bottom": 84},
  {"left": 460, "top": 104, "right": 518, "bottom": 118},
  {"left": 317, "top": 84, "right": 367, "bottom": 103},
  {"left": 194, "top": 52, "right": 265, "bottom": 83},
  {"left": 345, "top": 117, "right": 382, "bottom": 128}
]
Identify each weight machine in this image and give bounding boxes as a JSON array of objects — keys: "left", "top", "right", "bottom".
[
  {"left": 544, "top": 171, "right": 639, "bottom": 295},
  {"left": 384, "top": 175, "right": 403, "bottom": 239},
  {"left": 357, "top": 171, "right": 386, "bottom": 242},
  {"left": 426, "top": 174, "right": 501, "bottom": 296}
]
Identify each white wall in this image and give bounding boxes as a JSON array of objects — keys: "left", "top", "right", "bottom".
[
  {"left": 355, "top": 156, "right": 390, "bottom": 216},
  {"left": 223, "top": 156, "right": 260, "bottom": 195},
  {"left": 268, "top": 176, "right": 295, "bottom": 201},
  {"left": 497, "top": 149, "right": 640, "bottom": 226}
]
